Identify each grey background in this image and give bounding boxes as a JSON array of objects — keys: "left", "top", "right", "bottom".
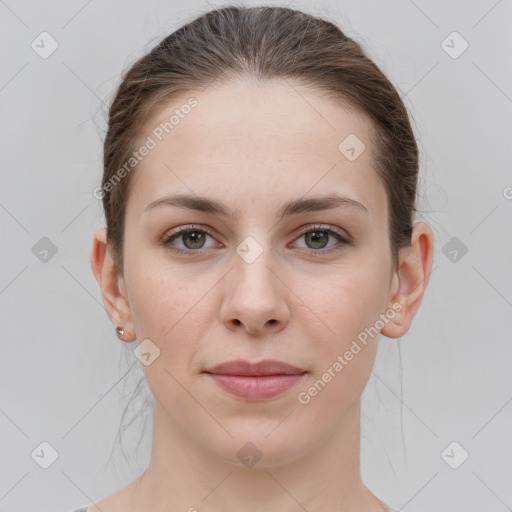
[{"left": 1, "top": 0, "right": 511, "bottom": 511}]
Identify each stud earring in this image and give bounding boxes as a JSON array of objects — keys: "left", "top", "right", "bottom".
[{"left": 116, "top": 326, "right": 125, "bottom": 337}]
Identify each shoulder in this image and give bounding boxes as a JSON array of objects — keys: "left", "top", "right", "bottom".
[{"left": 72, "top": 477, "right": 141, "bottom": 512}]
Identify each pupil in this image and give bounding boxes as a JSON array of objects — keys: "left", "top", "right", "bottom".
[{"left": 306, "top": 231, "right": 328, "bottom": 249}]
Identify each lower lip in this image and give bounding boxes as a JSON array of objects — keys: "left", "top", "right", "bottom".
[{"left": 205, "top": 373, "right": 306, "bottom": 400}]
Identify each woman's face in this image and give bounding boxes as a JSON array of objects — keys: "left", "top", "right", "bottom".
[{"left": 118, "top": 79, "right": 400, "bottom": 466}]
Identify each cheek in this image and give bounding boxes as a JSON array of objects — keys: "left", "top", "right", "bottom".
[
  {"left": 297, "top": 280, "right": 384, "bottom": 415},
  {"left": 123, "top": 262, "right": 210, "bottom": 406},
  {"left": 315, "top": 262, "right": 390, "bottom": 339},
  {"left": 124, "top": 251, "right": 211, "bottom": 336},
  {"left": 300, "top": 258, "right": 390, "bottom": 393}
]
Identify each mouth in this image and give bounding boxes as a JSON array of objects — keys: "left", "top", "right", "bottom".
[{"left": 203, "top": 359, "right": 307, "bottom": 400}]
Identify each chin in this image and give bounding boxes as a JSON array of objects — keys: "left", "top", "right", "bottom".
[{"left": 200, "top": 423, "right": 313, "bottom": 470}]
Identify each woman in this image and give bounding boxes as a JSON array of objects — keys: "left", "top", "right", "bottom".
[{"left": 81, "top": 5, "right": 434, "bottom": 511}]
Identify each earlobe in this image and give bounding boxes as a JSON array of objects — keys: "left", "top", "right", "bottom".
[
  {"left": 380, "top": 222, "right": 434, "bottom": 339},
  {"left": 90, "top": 227, "right": 135, "bottom": 341}
]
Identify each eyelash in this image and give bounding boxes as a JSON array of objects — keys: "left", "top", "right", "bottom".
[{"left": 161, "top": 224, "right": 351, "bottom": 258}]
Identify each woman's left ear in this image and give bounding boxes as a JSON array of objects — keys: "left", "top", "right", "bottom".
[{"left": 380, "top": 222, "right": 434, "bottom": 339}]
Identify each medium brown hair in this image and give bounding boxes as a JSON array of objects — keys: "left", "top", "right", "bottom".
[{"left": 102, "top": 4, "right": 419, "bottom": 273}]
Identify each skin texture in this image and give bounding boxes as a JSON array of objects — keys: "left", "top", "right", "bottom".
[{"left": 91, "top": 78, "right": 433, "bottom": 512}]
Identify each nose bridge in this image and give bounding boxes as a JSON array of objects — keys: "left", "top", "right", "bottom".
[{"left": 233, "top": 234, "right": 279, "bottom": 297}]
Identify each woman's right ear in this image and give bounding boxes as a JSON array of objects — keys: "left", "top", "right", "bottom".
[{"left": 90, "top": 227, "right": 135, "bottom": 341}]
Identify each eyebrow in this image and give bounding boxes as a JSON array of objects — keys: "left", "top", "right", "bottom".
[{"left": 143, "top": 193, "right": 369, "bottom": 219}]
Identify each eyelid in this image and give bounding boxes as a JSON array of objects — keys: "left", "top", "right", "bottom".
[
  {"left": 294, "top": 223, "right": 350, "bottom": 242},
  {"left": 163, "top": 223, "right": 215, "bottom": 239}
]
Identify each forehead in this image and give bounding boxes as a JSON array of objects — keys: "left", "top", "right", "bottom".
[{"left": 127, "top": 78, "right": 386, "bottom": 220}]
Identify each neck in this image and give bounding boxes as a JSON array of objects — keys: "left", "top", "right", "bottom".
[{"left": 131, "top": 398, "right": 387, "bottom": 512}]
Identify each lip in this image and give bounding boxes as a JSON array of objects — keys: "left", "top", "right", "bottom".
[
  {"left": 203, "top": 359, "right": 307, "bottom": 400},
  {"left": 205, "top": 359, "right": 306, "bottom": 376}
]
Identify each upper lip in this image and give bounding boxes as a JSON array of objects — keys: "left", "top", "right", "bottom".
[{"left": 204, "top": 359, "right": 306, "bottom": 376}]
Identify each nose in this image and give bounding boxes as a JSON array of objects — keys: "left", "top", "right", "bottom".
[{"left": 219, "top": 249, "right": 291, "bottom": 335}]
